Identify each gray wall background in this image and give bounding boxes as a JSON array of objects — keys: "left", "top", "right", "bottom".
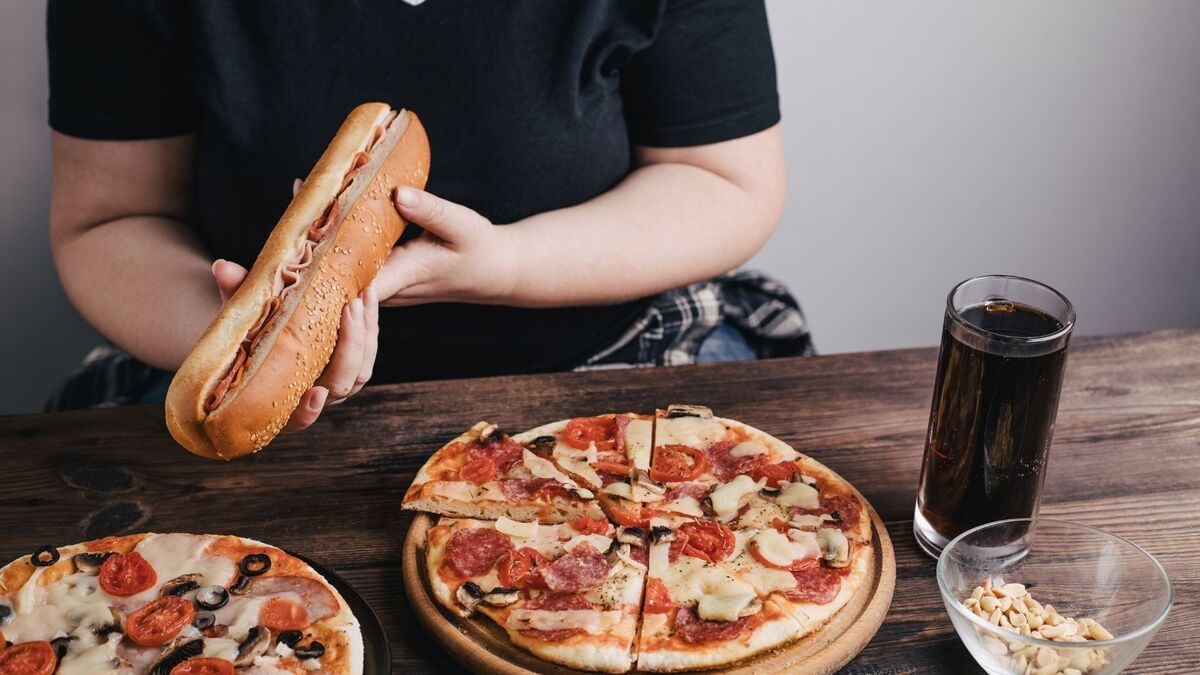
[{"left": 2, "top": 1, "right": 1198, "bottom": 414}]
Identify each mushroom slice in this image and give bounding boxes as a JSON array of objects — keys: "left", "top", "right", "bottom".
[
  {"left": 228, "top": 574, "right": 254, "bottom": 595},
  {"left": 616, "top": 526, "right": 647, "bottom": 547},
  {"left": 160, "top": 573, "right": 203, "bottom": 598},
  {"left": 481, "top": 587, "right": 520, "bottom": 607},
  {"left": 648, "top": 525, "right": 676, "bottom": 544},
  {"left": 664, "top": 404, "right": 713, "bottom": 419},
  {"left": 95, "top": 607, "right": 124, "bottom": 638},
  {"left": 563, "top": 485, "right": 595, "bottom": 500},
  {"left": 633, "top": 469, "right": 666, "bottom": 498},
  {"left": 146, "top": 637, "right": 204, "bottom": 675},
  {"left": 477, "top": 423, "right": 505, "bottom": 445},
  {"left": 455, "top": 581, "right": 487, "bottom": 614},
  {"left": 233, "top": 626, "right": 272, "bottom": 667},
  {"left": 738, "top": 598, "right": 764, "bottom": 618},
  {"left": 524, "top": 435, "right": 556, "bottom": 456},
  {"left": 71, "top": 552, "right": 113, "bottom": 575}
]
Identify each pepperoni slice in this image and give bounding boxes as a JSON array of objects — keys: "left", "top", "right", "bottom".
[
  {"left": 125, "top": 596, "right": 195, "bottom": 647},
  {"left": 706, "top": 440, "right": 770, "bottom": 482},
  {"left": 790, "top": 494, "right": 862, "bottom": 532},
  {"left": 170, "top": 658, "right": 236, "bottom": 675},
  {"left": 785, "top": 566, "right": 844, "bottom": 604},
  {"left": 569, "top": 518, "right": 609, "bottom": 535},
  {"left": 464, "top": 437, "right": 524, "bottom": 472},
  {"left": 0, "top": 641, "right": 56, "bottom": 675},
  {"left": 260, "top": 597, "right": 309, "bottom": 631},
  {"left": 99, "top": 552, "right": 157, "bottom": 597},
  {"left": 677, "top": 521, "right": 736, "bottom": 563},
  {"left": 498, "top": 478, "right": 555, "bottom": 502},
  {"left": 629, "top": 544, "right": 649, "bottom": 567},
  {"left": 650, "top": 445, "right": 708, "bottom": 483},
  {"left": 666, "top": 533, "right": 690, "bottom": 563},
  {"left": 644, "top": 579, "right": 675, "bottom": 614},
  {"left": 540, "top": 543, "right": 610, "bottom": 592},
  {"left": 444, "top": 527, "right": 513, "bottom": 577},
  {"left": 497, "top": 547, "right": 549, "bottom": 590},
  {"left": 664, "top": 482, "right": 709, "bottom": 502},
  {"left": 674, "top": 607, "right": 750, "bottom": 644},
  {"left": 525, "top": 592, "right": 592, "bottom": 611},
  {"left": 749, "top": 460, "right": 802, "bottom": 488},
  {"left": 563, "top": 417, "right": 617, "bottom": 452},
  {"left": 459, "top": 458, "right": 497, "bottom": 485}
]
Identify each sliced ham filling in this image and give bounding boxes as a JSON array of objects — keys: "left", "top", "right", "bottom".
[{"left": 204, "top": 112, "right": 398, "bottom": 413}]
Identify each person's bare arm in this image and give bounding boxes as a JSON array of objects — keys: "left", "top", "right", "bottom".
[
  {"left": 49, "top": 132, "right": 375, "bottom": 426},
  {"left": 49, "top": 132, "right": 218, "bottom": 369},
  {"left": 374, "top": 124, "right": 786, "bottom": 307}
]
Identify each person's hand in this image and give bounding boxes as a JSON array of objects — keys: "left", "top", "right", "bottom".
[
  {"left": 210, "top": 259, "right": 379, "bottom": 431},
  {"left": 373, "top": 187, "right": 521, "bottom": 306}
]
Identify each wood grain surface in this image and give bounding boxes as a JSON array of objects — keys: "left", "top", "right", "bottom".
[{"left": 0, "top": 329, "right": 1196, "bottom": 673}]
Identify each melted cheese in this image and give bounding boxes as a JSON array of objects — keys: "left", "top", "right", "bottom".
[
  {"left": 655, "top": 416, "right": 727, "bottom": 450},
  {"left": 818, "top": 528, "right": 850, "bottom": 565},
  {"left": 496, "top": 516, "right": 539, "bottom": 539},
  {"left": 775, "top": 481, "right": 820, "bottom": 509},
  {"left": 53, "top": 635, "right": 121, "bottom": 675},
  {"left": 749, "top": 530, "right": 819, "bottom": 568},
  {"left": 788, "top": 513, "right": 835, "bottom": 529},
  {"left": 667, "top": 564, "right": 757, "bottom": 622},
  {"left": 624, "top": 419, "right": 654, "bottom": 471},
  {"left": 659, "top": 496, "right": 704, "bottom": 517},
  {"left": 507, "top": 609, "right": 624, "bottom": 634},
  {"left": 555, "top": 456, "right": 603, "bottom": 489},
  {"left": 709, "top": 475, "right": 766, "bottom": 521},
  {"left": 202, "top": 637, "right": 241, "bottom": 661},
  {"left": 729, "top": 441, "right": 769, "bottom": 458}
]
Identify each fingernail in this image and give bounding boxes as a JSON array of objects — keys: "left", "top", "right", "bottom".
[
  {"left": 365, "top": 285, "right": 378, "bottom": 304},
  {"left": 310, "top": 387, "right": 328, "bottom": 412},
  {"left": 211, "top": 259, "right": 225, "bottom": 274},
  {"left": 395, "top": 186, "right": 419, "bottom": 208},
  {"left": 351, "top": 298, "right": 363, "bottom": 319}
]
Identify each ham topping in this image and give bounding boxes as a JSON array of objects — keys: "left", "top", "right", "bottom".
[{"left": 204, "top": 112, "right": 398, "bottom": 413}]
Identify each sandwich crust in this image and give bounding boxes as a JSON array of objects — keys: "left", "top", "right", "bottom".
[{"left": 166, "top": 103, "right": 430, "bottom": 459}]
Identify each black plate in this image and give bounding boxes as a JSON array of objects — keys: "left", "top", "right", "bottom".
[{"left": 288, "top": 550, "right": 391, "bottom": 675}]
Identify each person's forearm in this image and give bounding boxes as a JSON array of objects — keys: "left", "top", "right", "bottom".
[
  {"left": 53, "top": 216, "right": 220, "bottom": 370},
  {"left": 502, "top": 160, "right": 780, "bottom": 308}
]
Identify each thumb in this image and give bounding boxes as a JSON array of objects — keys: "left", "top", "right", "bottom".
[
  {"left": 212, "top": 259, "right": 249, "bottom": 303},
  {"left": 393, "top": 187, "right": 486, "bottom": 244}
]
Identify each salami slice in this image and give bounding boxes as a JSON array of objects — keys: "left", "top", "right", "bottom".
[
  {"left": 666, "top": 534, "right": 689, "bottom": 563},
  {"left": 444, "top": 527, "right": 513, "bottom": 577},
  {"left": 789, "top": 494, "right": 862, "bottom": 533},
  {"left": 525, "top": 592, "right": 592, "bottom": 611},
  {"left": 498, "top": 478, "right": 555, "bottom": 502},
  {"left": 784, "top": 566, "right": 843, "bottom": 604},
  {"left": 540, "top": 543, "right": 610, "bottom": 592},
  {"left": 520, "top": 627, "right": 584, "bottom": 642},
  {"left": 664, "top": 482, "right": 709, "bottom": 502},
  {"left": 706, "top": 440, "right": 770, "bottom": 482},
  {"left": 465, "top": 437, "right": 524, "bottom": 472},
  {"left": 674, "top": 607, "right": 750, "bottom": 644}
]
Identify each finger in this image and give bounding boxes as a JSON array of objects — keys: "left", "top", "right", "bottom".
[
  {"left": 317, "top": 298, "right": 367, "bottom": 404},
  {"left": 293, "top": 178, "right": 303, "bottom": 197},
  {"left": 393, "top": 187, "right": 486, "bottom": 244},
  {"left": 212, "top": 259, "right": 249, "bottom": 303},
  {"left": 283, "top": 386, "right": 328, "bottom": 432},
  {"left": 348, "top": 285, "right": 380, "bottom": 398}
]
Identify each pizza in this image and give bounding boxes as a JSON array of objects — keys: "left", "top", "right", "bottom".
[
  {"left": 0, "top": 533, "right": 362, "bottom": 675},
  {"left": 403, "top": 404, "right": 876, "bottom": 672}
]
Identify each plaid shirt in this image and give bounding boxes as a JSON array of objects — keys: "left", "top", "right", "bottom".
[{"left": 46, "top": 270, "right": 812, "bottom": 411}]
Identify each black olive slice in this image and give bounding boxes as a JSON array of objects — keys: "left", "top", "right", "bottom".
[
  {"left": 31, "top": 545, "right": 60, "bottom": 567},
  {"left": 192, "top": 611, "right": 217, "bottom": 631},
  {"left": 239, "top": 553, "right": 272, "bottom": 577},
  {"left": 277, "top": 629, "right": 304, "bottom": 647},
  {"left": 195, "top": 585, "right": 230, "bottom": 611},
  {"left": 294, "top": 641, "right": 325, "bottom": 660},
  {"left": 50, "top": 635, "right": 73, "bottom": 659}
]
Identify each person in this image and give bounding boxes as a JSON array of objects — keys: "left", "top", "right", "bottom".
[{"left": 45, "top": 0, "right": 812, "bottom": 425}]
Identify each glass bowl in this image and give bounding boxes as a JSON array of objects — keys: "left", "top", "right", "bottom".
[{"left": 936, "top": 519, "right": 1172, "bottom": 674}]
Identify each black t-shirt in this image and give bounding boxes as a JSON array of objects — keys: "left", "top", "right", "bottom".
[{"left": 48, "top": 0, "right": 779, "bottom": 383}]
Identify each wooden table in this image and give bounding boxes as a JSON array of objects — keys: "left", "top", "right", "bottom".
[{"left": 1, "top": 330, "right": 1196, "bottom": 673}]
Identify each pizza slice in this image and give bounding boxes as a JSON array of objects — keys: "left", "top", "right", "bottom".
[
  {"left": 634, "top": 516, "right": 806, "bottom": 671},
  {"left": 723, "top": 524, "right": 875, "bottom": 634},
  {"left": 402, "top": 421, "right": 609, "bottom": 522},
  {"left": 423, "top": 516, "right": 645, "bottom": 673}
]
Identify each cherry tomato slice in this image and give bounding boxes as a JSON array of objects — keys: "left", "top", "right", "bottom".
[
  {"left": 99, "top": 552, "right": 157, "bottom": 597},
  {"left": 497, "top": 547, "right": 549, "bottom": 590},
  {"left": 459, "top": 458, "right": 497, "bottom": 485},
  {"left": 170, "top": 658, "right": 236, "bottom": 675},
  {"left": 644, "top": 578, "right": 675, "bottom": 614},
  {"left": 260, "top": 597, "right": 310, "bottom": 631},
  {"left": 677, "top": 520, "right": 735, "bottom": 563},
  {"left": 569, "top": 518, "right": 610, "bottom": 535},
  {"left": 649, "top": 445, "right": 708, "bottom": 483},
  {"left": 748, "top": 460, "right": 802, "bottom": 488},
  {"left": 125, "top": 595, "right": 195, "bottom": 647},
  {"left": 598, "top": 494, "right": 650, "bottom": 529},
  {"left": 0, "top": 641, "right": 56, "bottom": 675},
  {"left": 564, "top": 417, "right": 617, "bottom": 452}
]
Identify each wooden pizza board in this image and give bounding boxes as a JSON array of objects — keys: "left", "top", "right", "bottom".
[{"left": 401, "top": 501, "right": 895, "bottom": 675}]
